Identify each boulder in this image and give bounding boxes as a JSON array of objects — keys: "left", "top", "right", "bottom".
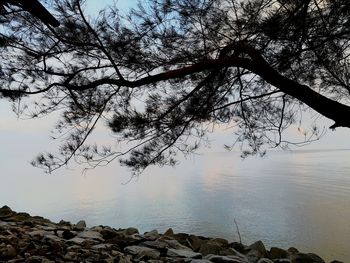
[
  {"left": 100, "top": 228, "right": 118, "bottom": 240},
  {"left": 289, "top": 253, "right": 325, "bottom": 263},
  {"left": 163, "top": 228, "right": 174, "bottom": 236},
  {"left": 124, "top": 245, "right": 160, "bottom": 260},
  {"left": 270, "top": 247, "right": 288, "bottom": 259},
  {"left": 143, "top": 229, "right": 160, "bottom": 241},
  {"left": 0, "top": 206, "right": 13, "bottom": 219},
  {"left": 205, "top": 254, "right": 249, "bottom": 263},
  {"left": 74, "top": 220, "right": 86, "bottom": 230},
  {"left": 187, "top": 235, "right": 206, "bottom": 251},
  {"left": 247, "top": 241, "right": 267, "bottom": 258},
  {"left": 77, "top": 230, "right": 104, "bottom": 241},
  {"left": 167, "top": 248, "right": 202, "bottom": 259},
  {"left": 199, "top": 240, "right": 226, "bottom": 256},
  {"left": 257, "top": 259, "right": 274, "bottom": 263},
  {"left": 62, "top": 229, "right": 76, "bottom": 240}
]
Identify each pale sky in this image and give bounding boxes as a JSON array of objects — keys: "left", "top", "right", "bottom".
[{"left": 1, "top": 0, "right": 350, "bottom": 178}]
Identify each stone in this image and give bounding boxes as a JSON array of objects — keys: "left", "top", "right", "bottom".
[
  {"left": 290, "top": 253, "right": 325, "bottom": 263},
  {"left": 187, "top": 235, "right": 206, "bottom": 251},
  {"left": 199, "top": 240, "right": 225, "bottom": 256},
  {"left": 172, "top": 233, "right": 189, "bottom": 245},
  {"left": 2, "top": 244, "right": 17, "bottom": 259},
  {"left": 75, "top": 220, "right": 86, "bottom": 230},
  {"left": 77, "top": 230, "right": 104, "bottom": 241},
  {"left": 124, "top": 245, "right": 160, "bottom": 260},
  {"left": 190, "top": 260, "right": 212, "bottom": 263},
  {"left": 0, "top": 206, "right": 13, "bottom": 218},
  {"left": 144, "top": 229, "right": 160, "bottom": 240},
  {"left": 67, "top": 237, "right": 90, "bottom": 245},
  {"left": 142, "top": 240, "right": 169, "bottom": 250},
  {"left": 257, "top": 259, "right": 274, "bottom": 263},
  {"left": 62, "top": 229, "right": 76, "bottom": 240},
  {"left": 164, "top": 228, "right": 174, "bottom": 236},
  {"left": 205, "top": 254, "right": 248, "bottom": 263},
  {"left": 288, "top": 247, "right": 299, "bottom": 254},
  {"left": 246, "top": 249, "right": 262, "bottom": 263},
  {"left": 124, "top": 227, "right": 139, "bottom": 235},
  {"left": 167, "top": 248, "right": 202, "bottom": 259},
  {"left": 165, "top": 239, "right": 192, "bottom": 250},
  {"left": 247, "top": 241, "right": 267, "bottom": 258},
  {"left": 270, "top": 247, "right": 288, "bottom": 259},
  {"left": 100, "top": 228, "right": 118, "bottom": 239},
  {"left": 91, "top": 243, "right": 113, "bottom": 250}
]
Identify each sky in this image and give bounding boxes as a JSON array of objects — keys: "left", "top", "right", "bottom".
[{"left": 1, "top": 0, "right": 350, "bottom": 178}]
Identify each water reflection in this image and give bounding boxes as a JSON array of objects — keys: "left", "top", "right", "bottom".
[{"left": 1, "top": 150, "right": 350, "bottom": 261}]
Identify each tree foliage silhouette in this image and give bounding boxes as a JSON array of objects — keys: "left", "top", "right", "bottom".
[{"left": 0, "top": 0, "right": 349, "bottom": 173}]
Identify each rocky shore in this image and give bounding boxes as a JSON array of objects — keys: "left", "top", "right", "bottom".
[{"left": 0, "top": 206, "right": 343, "bottom": 263}]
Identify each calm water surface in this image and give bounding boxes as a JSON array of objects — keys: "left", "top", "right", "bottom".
[{"left": 1, "top": 150, "right": 350, "bottom": 261}]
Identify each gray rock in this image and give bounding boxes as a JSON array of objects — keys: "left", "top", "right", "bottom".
[
  {"left": 163, "top": 228, "right": 174, "bottom": 236},
  {"left": 2, "top": 244, "right": 17, "bottom": 259},
  {"left": 91, "top": 243, "right": 113, "bottom": 250},
  {"left": 187, "top": 235, "right": 206, "bottom": 251},
  {"left": 167, "top": 248, "right": 202, "bottom": 259},
  {"left": 257, "top": 259, "right": 273, "bottom": 263},
  {"left": 144, "top": 229, "right": 160, "bottom": 240},
  {"left": 165, "top": 239, "right": 192, "bottom": 250},
  {"left": 142, "top": 240, "right": 169, "bottom": 250},
  {"left": 205, "top": 254, "right": 248, "bottom": 263},
  {"left": 248, "top": 241, "right": 267, "bottom": 258},
  {"left": 246, "top": 249, "right": 261, "bottom": 263},
  {"left": 75, "top": 220, "right": 86, "bottom": 230},
  {"left": 199, "top": 240, "right": 225, "bottom": 256},
  {"left": 190, "top": 260, "right": 212, "bottom": 263},
  {"left": 270, "top": 247, "right": 288, "bottom": 259},
  {"left": 290, "top": 253, "right": 325, "bottom": 263},
  {"left": 124, "top": 227, "right": 139, "bottom": 235},
  {"left": 124, "top": 245, "right": 160, "bottom": 260},
  {"left": 67, "top": 237, "right": 90, "bottom": 245},
  {"left": 77, "top": 230, "right": 104, "bottom": 241}
]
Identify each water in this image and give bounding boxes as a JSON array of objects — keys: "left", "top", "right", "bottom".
[{"left": 1, "top": 149, "right": 350, "bottom": 261}]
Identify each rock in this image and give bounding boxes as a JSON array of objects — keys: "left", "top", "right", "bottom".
[
  {"left": 190, "top": 260, "right": 212, "bottom": 263},
  {"left": 67, "top": 237, "right": 90, "bottom": 245},
  {"left": 142, "top": 240, "right": 169, "bottom": 250},
  {"left": 124, "top": 227, "right": 139, "bottom": 235},
  {"left": 62, "top": 229, "right": 76, "bottom": 240},
  {"left": 330, "top": 261, "right": 344, "bottom": 263},
  {"left": 0, "top": 205, "right": 13, "bottom": 218},
  {"left": 100, "top": 228, "right": 118, "bottom": 240},
  {"left": 288, "top": 247, "right": 299, "bottom": 254},
  {"left": 172, "top": 233, "right": 189, "bottom": 245},
  {"left": 167, "top": 248, "right": 202, "bottom": 259},
  {"left": 257, "top": 259, "right": 274, "bottom": 263},
  {"left": 246, "top": 249, "right": 262, "bottom": 263},
  {"left": 187, "top": 235, "right": 206, "bottom": 251},
  {"left": 205, "top": 254, "right": 248, "bottom": 263},
  {"left": 164, "top": 228, "right": 174, "bottom": 236},
  {"left": 77, "top": 230, "right": 104, "bottom": 241},
  {"left": 74, "top": 220, "right": 86, "bottom": 230},
  {"left": 199, "top": 240, "right": 225, "bottom": 256},
  {"left": 124, "top": 245, "right": 160, "bottom": 260},
  {"left": 2, "top": 244, "right": 17, "bottom": 259},
  {"left": 270, "top": 247, "right": 288, "bottom": 259},
  {"left": 91, "top": 243, "right": 113, "bottom": 250},
  {"left": 290, "top": 253, "right": 325, "bottom": 263},
  {"left": 165, "top": 239, "right": 192, "bottom": 250},
  {"left": 247, "top": 241, "right": 267, "bottom": 258},
  {"left": 144, "top": 229, "right": 160, "bottom": 240}
]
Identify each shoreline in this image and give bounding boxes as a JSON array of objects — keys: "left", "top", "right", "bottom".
[{"left": 0, "top": 206, "right": 343, "bottom": 263}]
